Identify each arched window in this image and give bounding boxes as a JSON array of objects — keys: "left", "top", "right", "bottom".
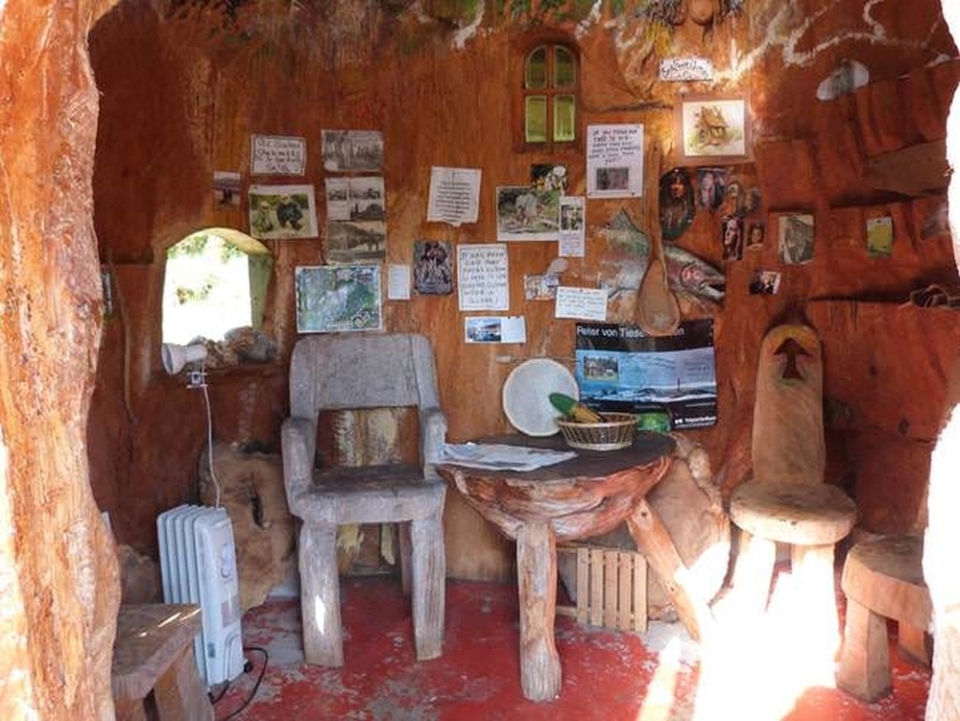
[
  {"left": 162, "top": 228, "right": 273, "bottom": 347},
  {"left": 521, "top": 43, "right": 578, "bottom": 147}
]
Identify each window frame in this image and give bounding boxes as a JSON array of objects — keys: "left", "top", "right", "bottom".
[{"left": 515, "top": 36, "right": 582, "bottom": 154}]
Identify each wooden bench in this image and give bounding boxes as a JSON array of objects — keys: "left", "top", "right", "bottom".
[{"left": 112, "top": 604, "right": 213, "bottom": 721}]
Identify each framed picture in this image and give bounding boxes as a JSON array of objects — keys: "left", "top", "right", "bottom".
[
  {"left": 674, "top": 94, "right": 751, "bottom": 166},
  {"left": 774, "top": 212, "right": 816, "bottom": 265},
  {"left": 294, "top": 264, "right": 382, "bottom": 333}
]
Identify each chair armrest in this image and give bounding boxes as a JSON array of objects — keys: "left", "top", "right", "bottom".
[
  {"left": 281, "top": 416, "right": 316, "bottom": 515},
  {"left": 419, "top": 407, "right": 448, "bottom": 481}
]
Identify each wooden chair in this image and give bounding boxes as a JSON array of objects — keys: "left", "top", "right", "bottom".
[
  {"left": 281, "top": 333, "right": 447, "bottom": 667},
  {"left": 837, "top": 534, "right": 932, "bottom": 700},
  {"left": 729, "top": 324, "right": 857, "bottom": 641}
]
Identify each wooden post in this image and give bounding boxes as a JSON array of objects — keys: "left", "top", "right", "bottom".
[{"left": 516, "top": 521, "right": 561, "bottom": 701}]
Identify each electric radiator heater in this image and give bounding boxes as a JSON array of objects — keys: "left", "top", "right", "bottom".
[{"left": 157, "top": 504, "right": 245, "bottom": 688}]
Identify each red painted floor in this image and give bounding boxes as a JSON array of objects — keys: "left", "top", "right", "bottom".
[{"left": 214, "top": 574, "right": 930, "bottom": 721}]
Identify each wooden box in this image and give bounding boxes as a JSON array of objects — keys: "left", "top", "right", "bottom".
[{"left": 556, "top": 543, "right": 647, "bottom": 632}]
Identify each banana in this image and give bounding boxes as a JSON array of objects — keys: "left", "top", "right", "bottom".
[{"left": 549, "top": 392, "right": 605, "bottom": 423}]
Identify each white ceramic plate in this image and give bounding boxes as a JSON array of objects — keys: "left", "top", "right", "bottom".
[{"left": 501, "top": 358, "right": 579, "bottom": 436}]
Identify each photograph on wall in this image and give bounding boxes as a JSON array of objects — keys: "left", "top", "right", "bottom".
[
  {"left": 745, "top": 221, "right": 766, "bottom": 251},
  {"left": 866, "top": 215, "right": 894, "bottom": 256},
  {"left": 675, "top": 95, "right": 751, "bottom": 165},
  {"left": 213, "top": 171, "right": 241, "bottom": 207},
  {"left": 659, "top": 167, "right": 696, "bottom": 240},
  {"left": 294, "top": 264, "right": 381, "bottom": 333},
  {"left": 322, "top": 129, "right": 384, "bottom": 172},
  {"left": 531, "top": 164, "right": 568, "bottom": 192},
  {"left": 495, "top": 186, "right": 561, "bottom": 241},
  {"left": 248, "top": 184, "right": 318, "bottom": 240},
  {"left": 558, "top": 195, "right": 585, "bottom": 257},
  {"left": 464, "top": 316, "right": 526, "bottom": 344},
  {"left": 720, "top": 213, "right": 744, "bottom": 261},
  {"left": 250, "top": 134, "right": 307, "bottom": 175},
  {"left": 574, "top": 319, "right": 717, "bottom": 430},
  {"left": 413, "top": 240, "right": 453, "bottom": 295},
  {"left": 697, "top": 167, "right": 728, "bottom": 211},
  {"left": 586, "top": 124, "right": 644, "bottom": 199},
  {"left": 749, "top": 270, "right": 781, "bottom": 295},
  {"left": 777, "top": 212, "right": 815, "bottom": 264},
  {"left": 325, "top": 177, "right": 386, "bottom": 222}
]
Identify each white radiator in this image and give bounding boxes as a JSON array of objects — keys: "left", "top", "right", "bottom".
[{"left": 157, "top": 504, "right": 245, "bottom": 688}]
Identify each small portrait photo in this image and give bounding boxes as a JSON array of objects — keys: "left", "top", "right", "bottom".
[
  {"left": 749, "top": 270, "right": 781, "bottom": 295},
  {"left": 659, "top": 167, "right": 696, "bottom": 240},
  {"left": 596, "top": 166, "right": 630, "bottom": 192},
  {"left": 720, "top": 214, "right": 744, "bottom": 261},
  {"left": 697, "top": 167, "right": 727, "bottom": 211},
  {"left": 746, "top": 221, "right": 766, "bottom": 251},
  {"left": 778, "top": 213, "right": 815, "bottom": 265}
]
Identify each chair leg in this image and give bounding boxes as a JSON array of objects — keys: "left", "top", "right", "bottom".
[
  {"left": 410, "top": 509, "right": 445, "bottom": 661},
  {"left": 299, "top": 522, "right": 344, "bottom": 667},
  {"left": 399, "top": 521, "right": 412, "bottom": 596},
  {"left": 838, "top": 596, "right": 891, "bottom": 700},
  {"left": 791, "top": 542, "right": 841, "bottom": 648}
]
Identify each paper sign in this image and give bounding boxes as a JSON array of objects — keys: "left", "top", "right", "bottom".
[
  {"left": 387, "top": 264, "right": 411, "bottom": 300},
  {"left": 458, "top": 244, "right": 509, "bottom": 311},
  {"left": 555, "top": 286, "right": 608, "bottom": 321},
  {"left": 559, "top": 196, "right": 586, "bottom": 257},
  {"left": 586, "top": 124, "right": 644, "bottom": 199},
  {"left": 428, "top": 167, "right": 481, "bottom": 226},
  {"left": 251, "top": 135, "right": 307, "bottom": 175}
]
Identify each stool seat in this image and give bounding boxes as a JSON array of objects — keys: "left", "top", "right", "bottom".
[
  {"left": 730, "top": 481, "right": 857, "bottom": 545},
  {"left": 838, "top": 534, "right": 932, "bottom": 701}
]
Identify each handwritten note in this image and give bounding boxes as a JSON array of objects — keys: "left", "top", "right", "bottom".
[
  {"left": 251, "top": 135, "right": 307, "bottom": 175},
  {"left": 555, "top": 286, "right": 608, "bottom": 321},
  {"left": 428, "top": 167, "right": 481, "bottom": 226},
  {"left": 586, "top": 124, "right": 644, "bottom": 199},
  {"left": 457, "top": 244, "right": 509, "bottom": 311}
]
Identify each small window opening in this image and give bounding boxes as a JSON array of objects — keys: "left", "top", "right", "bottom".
[{"left": 162, "top": 228, "right": 275, "bottom": 362}]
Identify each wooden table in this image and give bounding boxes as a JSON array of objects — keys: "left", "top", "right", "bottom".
[{"left": 439, "top": 432, "right": 714, "bottom": 702}]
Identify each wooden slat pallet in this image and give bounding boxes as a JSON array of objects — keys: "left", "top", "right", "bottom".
[{"left": 556, "top": 544, "right": 647, "bottom": 632}]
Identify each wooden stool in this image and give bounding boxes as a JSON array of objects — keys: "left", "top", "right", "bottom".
[
  {"left": 112, "top": 604, "right": 213, "bottom": 721},
  {"left": 837, "top": 534, "right": 932, "bottom": 701},
  {"left": 730, "top": 481, "right": 857, "bottom": 637}
]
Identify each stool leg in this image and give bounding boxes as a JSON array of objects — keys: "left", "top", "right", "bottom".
[
  {"left": 410, "top": 508, "right": 445, "bottom": 661},
  {"left": 838, "top": 596, "right": 890, "bottom": 700},
  {"left": 731, "top": 530, "right": 776, "bottom": 615},
  {"left": 299, "top": 522, "right": 343, "bottom": 666},
  {"left": 153, "top": 645, "right": 214, "bottom": 721},
  {"left": 898, "top": 622, "right": 932, "bottom": 666}
]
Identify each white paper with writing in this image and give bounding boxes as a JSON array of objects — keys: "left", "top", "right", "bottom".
[
  {"left": 586, "top": 124, "right": 644, "bottom": 199},
  {"left": 555, "top": 286, "right": 608, "bottom": 321},
  {"left": 251, "top": 134, "right": 307, "bottom": 175},
  {"left": 428, "top": 167, "right": 481, "bottom": 226},
  {"left": 457, "top": 244, "right": 509, "bottom": 311}
]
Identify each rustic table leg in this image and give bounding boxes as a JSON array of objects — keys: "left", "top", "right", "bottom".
[
  {"left": 837, "top": 595, "right": 890, "bottom": 700},
  {"left": 299, "top": 522, "right": 343, "bottom": 666},
  {"left": 626, "top": 498, "right": 713, "bottom": 642},
  {"left": 410, "top": 508, "right": 445, "bottom": 661},
  {"left": 516, "top": 520, "right": 561, "bottom": 701}
]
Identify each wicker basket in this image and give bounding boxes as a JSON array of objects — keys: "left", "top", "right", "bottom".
[{"left": 556, "top": 412, "right": 637, "bottom": 451}]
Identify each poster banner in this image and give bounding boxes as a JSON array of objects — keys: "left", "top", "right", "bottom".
[{"left": 574, "top": 319, "right": 717, "bottom": 429}]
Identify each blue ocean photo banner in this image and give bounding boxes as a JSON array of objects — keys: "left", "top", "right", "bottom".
[{"left": 574, "top": 319, "right": 717, "bottom": 429}]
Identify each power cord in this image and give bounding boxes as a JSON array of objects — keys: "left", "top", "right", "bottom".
[{"left": 212, "top": 646, "right": 269, "bottom": 720}]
